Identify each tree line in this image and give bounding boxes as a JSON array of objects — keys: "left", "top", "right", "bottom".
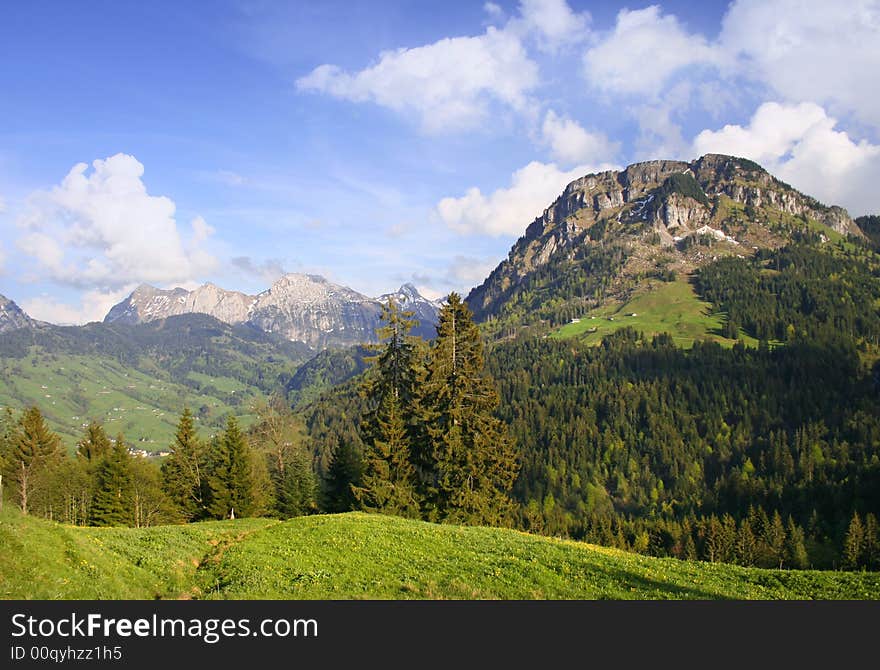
[{"left": 0, "top": 398, "right": 317, "bottom": 526}]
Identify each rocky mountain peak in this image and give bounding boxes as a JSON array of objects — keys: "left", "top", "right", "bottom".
[
  {"left": 0, "top": 294, "right": 37, "bottom": 333},
  {"left": 466, "top": 153, "right": 864, "bottom": 322}
]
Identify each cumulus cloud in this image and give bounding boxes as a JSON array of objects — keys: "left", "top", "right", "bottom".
[
  {"left": 720, "top": 0, "right": 880, "bottom": 127},
  {"left": 446, "top": 255, "right": 500, "bottom": 286},
  {"left": 16, "top": 154, "right": 217, "bottom": 291},
  {"left": 584, "top": 5, "right": 718, "bottom": 98},
  {"left": 296, "top": 26, "right": 539, "bottom": 132},
  {"left": 541, "top": 110, "right": 619, "bottom": 165},
  {"left": 517, "top": 0, "right": 590, "bottom": 46},
  {"left": 22, "top": 286, "right": 134, "bottom": 325},
  {"left": 694, "top": 101, "right": 880, "bottom": 216},
  {"left": 437, "top": 159, "right": 616, "bottom": 236}
]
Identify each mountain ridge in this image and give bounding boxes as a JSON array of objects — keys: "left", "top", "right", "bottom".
[{"left": 103, "top": 273, "right": 441, "bottom": 349}]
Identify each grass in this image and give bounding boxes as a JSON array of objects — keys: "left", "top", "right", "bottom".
[
  {"left": 2, "top": 510, "right": 878, "bottom": 600},
  {"left": 552, "top": 279, "right": 760, "bottom": 348},
  {"left": 0, "top": 352, "right": 260, "bottom": 452}
]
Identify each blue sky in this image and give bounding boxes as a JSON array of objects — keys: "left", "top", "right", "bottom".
[{"left": 1, "top": 0, "right": 878, "bottom": 323}]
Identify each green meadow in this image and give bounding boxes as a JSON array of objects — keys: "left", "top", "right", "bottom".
[{"left": 2, "top": 510, "right": 877, "bottom": 600}]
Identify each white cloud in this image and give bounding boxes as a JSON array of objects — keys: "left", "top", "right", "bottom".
[
  {"left": 541, "top": 110, "right": 619, "bottom": 165},
  {"left": 191, "top": 215, "right": 215, "bottom": 245},
  {"left": 446, "top": 255, "right": 500, "bottom": 286},
  {"left": 584, "top": 5, "right": 718, "bottom": 98},
  {"left": 720, "top": 0, "right": 880, "bottom": 127},
  {"left": 0, "top": 195, "right": 6, "bottom": 213},
  {"left": 296, "top": 26, "right": 539, "bottom": 132},
  {"left": 694, "top": 101, "right": 880, "bottom": 216},
  {"left": 517, "top": 0, "right": 589, "bottom": 46},
  {"left": 437, "top": 159, "right": 616, "bottom": 236},
  {"left": 631, "top": 82, "right": 694, "bottom": 160},
  {"left": 484, "top": 2, "right": 504, "bottom": 20},
  {"left": 16, "top": 154, "right": 217, "bottom": 290},
  {"left": 22, "top": 286, "right": 134, "bottom": 325}
]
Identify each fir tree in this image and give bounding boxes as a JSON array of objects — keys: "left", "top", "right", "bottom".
[
  {"left": 6, "top": 407, "right": 61, "bottom": 514},
  {"left": 764, "top": 511, "right": 787, "bottom": 569},
  {"left": 843, "top": 512, "right": 865, "bottom": 569},
  {"left": 864, "top": 513, "right": 879, "bottom": 571},
  {"left": 161, "top": 408, "right": 209, "bottom": 520},
  {"left": 76, "top": 421, "right": 112, "bottom": 464},
  {"left": 420, "top": 293, "right": 519, "bottom": 525},
  {"left": 322, "top": 437, "right": 362, "bottom": 513},
  {"left": 275, "top": 448, "right": 317, "bottom": 518},
  {"left": 209, "top": 416, "right": 259, "bottom": 519},
  {"left": 785, "top": 517, "right": 809, "bottom": 569},
  {"left": 353, "top": 391, "right": 419, "bottom": 517},
  {"left": 735, "top": 518, "right": 758, "bottom": 566},
  {"left": 355, "top": 297, "right": 421, "bottom": 517},
  {"left": 89, "top": 437, "right": 134, "bottom": 527}
]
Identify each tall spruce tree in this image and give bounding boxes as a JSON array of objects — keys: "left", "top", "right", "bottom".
[
  {"left": 161, "top": 408, "right": 210, "bottom": 520},
  {"left": 89, "top": 436, "right": 134, "bottom": 527},
  {"left": 354, "top": 391, "right": 419, "bottom": 516},
  {"left": 6, "top": 407, "right": 61, "bottom": 515},
  {"left": 209, "top": 416, "right": 258, "bottom": 519},
  {"left": 420, "top": 293, "right": 519, "bottom": 525},
  {"left": 323, "top": 436, "right": 362, "bottom": 513},
  {"left": 355, "top": 297, "right": 421, "bottom": 517}
]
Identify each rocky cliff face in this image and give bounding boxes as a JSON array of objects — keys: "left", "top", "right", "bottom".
[
  {"left": 104, "top": 284, "right": 253, "bottom": 325},
  {"left": 247, "top": 274, "right": 382, "bottom": 349},
  {"left": 466, "top": 153, "right": 863, "bottom": 322},
  {"left": 104, "top": 275, "right": 441, "bottom": 350},
  {"left": 0, "top": 294, "right": 36, "bottom": 333}
]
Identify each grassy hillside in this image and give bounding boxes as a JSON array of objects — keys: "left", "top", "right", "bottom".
[
  {"left": 0, "top": 351, "right": 259, "bottom": 449},
  {"left": 552, "top": 278, "right": 760, "bottom": 347},
  {"left": 1, "top": 510, "right": 877, "bottom": 600},
  {"left": 0, "top": 314, "right": 310, "bottom": 450}
]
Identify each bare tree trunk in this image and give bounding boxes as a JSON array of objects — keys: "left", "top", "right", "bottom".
[{"left": 19, "top": 461, "right": 28, "bottom": 515}]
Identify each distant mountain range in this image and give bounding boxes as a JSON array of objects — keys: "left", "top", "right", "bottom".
[{"left": 103, "top": 274, "right": 442, "bottom": 349}]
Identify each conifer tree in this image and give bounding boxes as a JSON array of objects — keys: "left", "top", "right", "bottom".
[
  {"left": 6, "top": 407, "right": 61, "bottom": 514},
  {"left": 353, "top": 391, "right": 419, "bottom": 517},
  {"left": 735, "top": 518, "right": 758, "bottom": 566},
  {"left": 89, "top": 436, "right": 134, "bottom": 527},
  {"left": 209, "top": 416, "right": 259, "bottom": 519},
  {"left": 785, "top": 517, "right": 809, "bottom": 569},
  {"left": 843, "top": 512, "right": 865, "bottom": 569},
  {"left": 355, "top": 297, "right": 421, "bottom": 517},
  {"left": 763, "top": 510, "right": 787, "bottom": 569},
  {"left": 76, "top": 421, "right": 112, "bottom": 464},
  {"left": 419, "top": 293, "right": 519, "bottom": 525},
  {"left": 322, "top": 437, "right": 362, "bottom": 513},
  {"left": 864, "top": 513, "right": 879, "bottom": 571},
  {"left": 161, "top": 408, "right": 210, "bottom": 520}
]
